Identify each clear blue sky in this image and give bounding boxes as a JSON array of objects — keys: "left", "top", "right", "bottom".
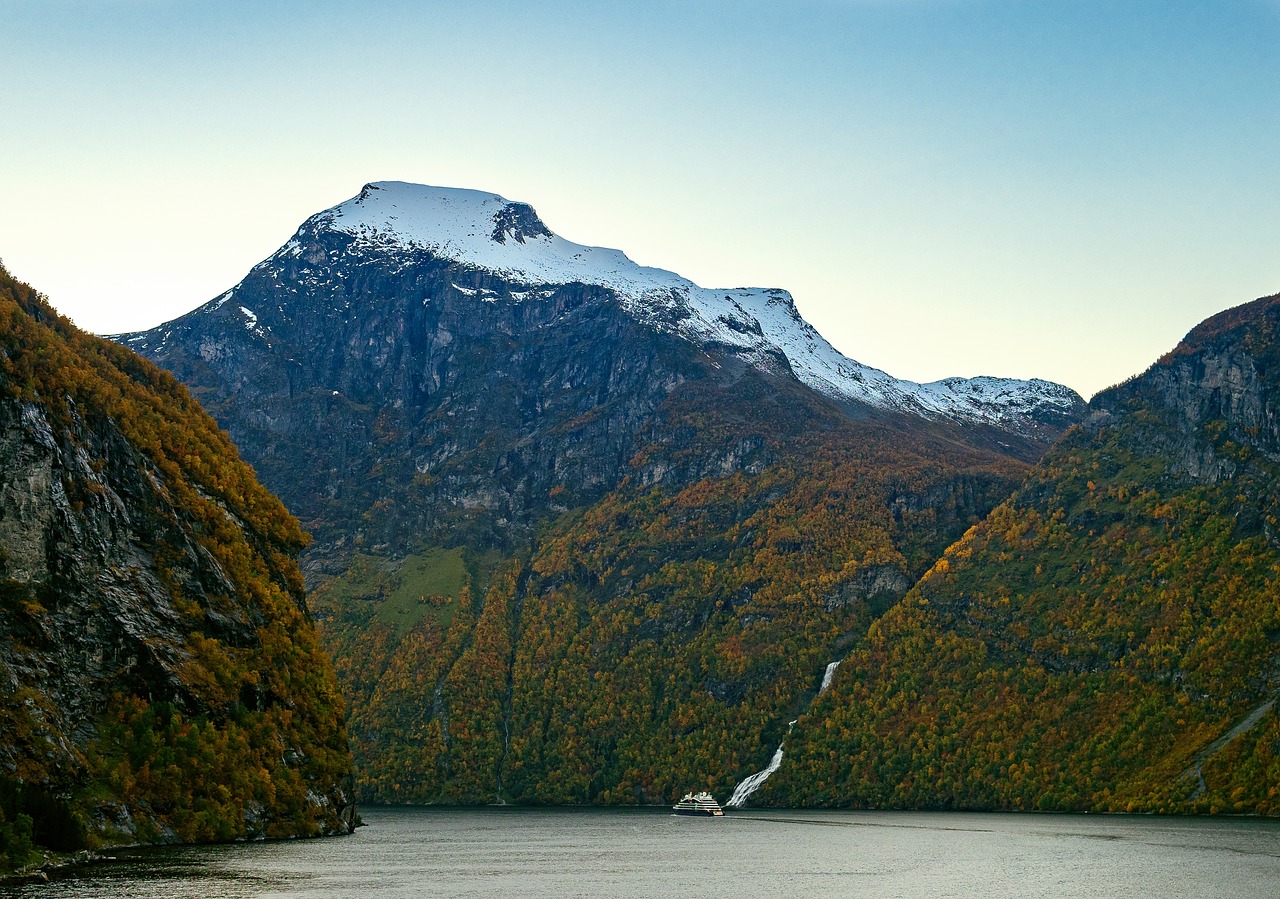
[{"left": 3, "top": 0, "right": 1279, "bottom": 397}]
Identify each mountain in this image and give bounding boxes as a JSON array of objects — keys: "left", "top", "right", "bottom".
[
  {"left": 763, "top": 292, "right": 1280, "bottom": 815},
  {"left": 121, "top": 181, "right": 1085, "bottom": 804},
  {"left": 121, "top": 182, "right": 1082, "bottom": 563},
  {"left": 0, "top": 265, "right": 353, "bottom": 869},
  {"left": 174, "top": 181, "right": 1079, "bottom": 432}
]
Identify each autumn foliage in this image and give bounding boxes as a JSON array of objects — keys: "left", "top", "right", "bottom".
[
  {"left": 314, "top": 401, "right": 1028, "bottom": 805},
  {"left": 0, "top": 265, "right": 352, "bottom": 860},
  {"left": 765, "top": 296, "right": 1280, "bottom": 815}
]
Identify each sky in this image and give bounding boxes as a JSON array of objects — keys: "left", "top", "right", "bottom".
[{"left": 2, "top": 1, "right": 1279, "bottom": 399}]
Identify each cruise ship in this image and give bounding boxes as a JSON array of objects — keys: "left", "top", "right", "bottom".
[{"left": 672, "top": 791, "right": 725, "bottom": 816}]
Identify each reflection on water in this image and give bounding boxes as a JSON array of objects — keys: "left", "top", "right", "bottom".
[{"left": 5, "top": 807, "right": 1279, "bottom": 899}]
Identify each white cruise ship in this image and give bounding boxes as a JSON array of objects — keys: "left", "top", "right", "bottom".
[{"left": 673, "top": 791, "right": 725, "bottom": 816}]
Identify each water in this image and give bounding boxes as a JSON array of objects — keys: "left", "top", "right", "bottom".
[
  {"left": 819, "top": 659, "right": 842, "bottom": 693},
  {"left": 726, "top": 746, "right": 784, "bottom": 807},
  {"left": 6, "top": 807, "right": 1279, "bottom": 899},
  {"left": 727, "top": 660, "right": 842, "bottom": 807}
]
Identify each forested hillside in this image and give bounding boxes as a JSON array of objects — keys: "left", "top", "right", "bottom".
[
  {"left": 315, "top": 392, "right": 1029, "bottom": 803},
  {"left": 765, "top": 293, "right": 1280, "bottom": 814},
  {"left": 126, "top": 183, "right": 1082, "bottom": 804},
  {"left": 0, "top": 265, "right": 353, "bottom": 871}
]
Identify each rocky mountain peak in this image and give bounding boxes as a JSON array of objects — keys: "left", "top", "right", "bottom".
[
  {"left": 327, "top": 181, "right": 557, "bottom": 253},
  {"left": 131, "top": 181, "right": 1084, "bottom": 436},
  {"left": 108, "top": 189, "right": 1090, "bottom": 810},
  {"left": 490, "top": 201, "right": 553, "bottom": 244},
  {"left": 1094, "top": 290, "right": 1280, "bottom": 484}
]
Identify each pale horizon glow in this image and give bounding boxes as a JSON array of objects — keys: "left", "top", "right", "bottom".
[{"left": 3, "top": 0, "right": 1279, "bottom": 399}]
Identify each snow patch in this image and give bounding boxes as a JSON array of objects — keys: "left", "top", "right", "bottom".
[{"left": 238, "top": 305, "right": 270, "bottom": 340}]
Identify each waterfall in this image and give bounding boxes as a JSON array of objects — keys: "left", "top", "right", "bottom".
[
  {"left": 819, "top": 660, "right": 841, "bottom": 694},
  {"left": 726, "top": 744, "right": 785, "bottom": 808},
  {"left": 725, "top": 659, "right": 844, "bottom": 809}
]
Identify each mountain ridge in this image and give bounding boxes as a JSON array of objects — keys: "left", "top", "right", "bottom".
[
  {"left": 762, "top": 287, "right": 1280, "bottom": 814},
  {"left": 120, "top": 181, "right": 1083, "bottom": 439},
  {"left": 116, "top": 180, "right": 1087, "bottom": 805}
]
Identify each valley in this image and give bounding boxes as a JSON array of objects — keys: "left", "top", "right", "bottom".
[
  {"left": 2, "top": 180, "right": 1277, "bottom": 877},
  {"left": 121, "top": 182, "right": 1085, "bottom": 805}
]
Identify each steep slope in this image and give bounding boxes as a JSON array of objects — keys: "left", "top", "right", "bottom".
[
  {"left": 0, "top": 265, "right": 353, "bottom": 869},
  {"left": 302, "top": 184, "right": 1078, "bottom": 439},
  {"left": 326, "top": 397, "right": 1030, "bottom": 804},
  {"left": 121, "top": 182, "right": 1084, "bottom": 804},
  {"left": 765, "top": 293, "right": 1280, "bottom": 814},
  {"left": 120, "top": 182, "right": 1083, "bottom": 567}
]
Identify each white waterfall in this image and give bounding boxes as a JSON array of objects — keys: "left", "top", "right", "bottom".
[
  {"left": 726, "top": 744, "right": 785, "bottom": 808},
  {"left": 725, "top": 659, "right": 844, "bottom": 809},
  {"left": 819, "top": 660, "right": 842, "bottom": 694}
]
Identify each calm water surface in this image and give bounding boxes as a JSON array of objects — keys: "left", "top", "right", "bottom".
[{"left": 6, "top": 807, "right": 1279, "bottom": 899}]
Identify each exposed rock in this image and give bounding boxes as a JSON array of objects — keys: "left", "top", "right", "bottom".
[
  {"left": 824, "top": 565, "right": 911, "bottom": 613},
  {"left": 119, "top": 182, "right": 1085, "bottom": 576},
  {"left": 0, "top": 265, "right": 354, "bottom": 853},
  {"left": 113, "top": 182, "right": 1087, "bottom": 805}
]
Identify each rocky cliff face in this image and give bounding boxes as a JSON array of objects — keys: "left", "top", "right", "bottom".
[
  {"left": 0, "top": 265, "right": 354, "bottom": 858},
  {"left": 126, "top": 253, "right": 733, "bottom": 569},
  {"left": 766, "top": 293, "right": 1280, "bottom": 815},
  {"left": 119, "top": 182, "right": 1087, "bottom": 804},
  {"left": 1092, "top": 293, "right": 1280, "bottom": 486},
  {"left": 122, "top": 182, "right": 1085, "bottom": 572}
]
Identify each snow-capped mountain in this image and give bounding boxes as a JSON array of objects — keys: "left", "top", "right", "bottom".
[
  {"left": 119, "top": 180, "right": 1085, "bottom": 564},
  {"left": 114, "top": 184, "right": 1087, "bottom": 803},
  {"left": 319, "top": 183, "right": 1080, "bottom": 426},
  {"left": 130, "top": 181, "right": 1080, "bottom": 432}
]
